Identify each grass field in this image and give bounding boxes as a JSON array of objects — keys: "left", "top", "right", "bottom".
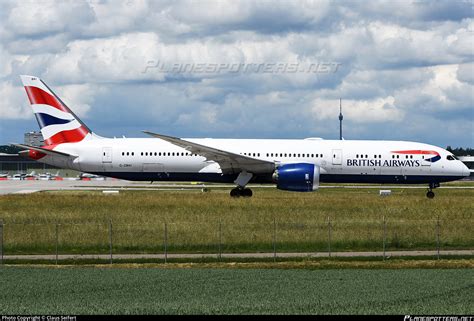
[
  {"left": 0, "top": 187, "right": 472, "bottom": 255},
  {"left": 0, "top": 266, "right": 472, "bottom": 314}
]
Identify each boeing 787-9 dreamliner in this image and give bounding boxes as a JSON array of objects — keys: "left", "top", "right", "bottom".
[{"left": 13, "top": 75, "right": 469, "bottom": 198}]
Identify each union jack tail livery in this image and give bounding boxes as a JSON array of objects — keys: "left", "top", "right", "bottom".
[{"left": 20, "top": 75, "right": 93, "bottom": 146}]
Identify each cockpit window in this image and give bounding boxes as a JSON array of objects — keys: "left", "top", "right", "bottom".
[{"left": 447, "top": 155, "right": 457, "bottom": 161}]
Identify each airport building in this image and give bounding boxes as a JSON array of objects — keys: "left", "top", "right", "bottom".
[
  {"left": 0, "top": 131, "right": 57, "bottom": 174},
  {"left": 24, "top": 131, "right": 44, "bottom": 147},
  {"left": 0, "top": 153, "right": 59, "bottom": 173}
]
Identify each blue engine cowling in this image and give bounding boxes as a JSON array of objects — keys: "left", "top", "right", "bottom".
[{"left": 272, "top": 163, "right": 320, "bottom": 192}]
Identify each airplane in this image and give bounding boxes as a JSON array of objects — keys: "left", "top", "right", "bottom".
[
  {"left": 79, "top": 172, "right": 103, "bottom": 180},
  {"left": 38, "top": 173, "right": 50, "bottom": 180},
  {"left": 12, "top": 174, "right": 23, "bottom": 180},
  {"left": 22, "top": 171, "right": 37, "bottom": 180},
  {"left": 12, "top": 75, "right": 469, "bottom": 198},
  {"left": 9, "top": 171, "right": 36, "bottom": 180},
  {"left": 48, "top": 171, "right": 63, "bottom": 180},
  {"left": 37, "top": 171, "right": 62, "bottom": 180}
]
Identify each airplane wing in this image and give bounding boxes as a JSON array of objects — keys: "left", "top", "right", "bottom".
[
  {"left": 143, "top": 131, "right": 275, "bottom": 174},
  {"left": 11, "top": 143, "right": 77, "bottom": 158}
]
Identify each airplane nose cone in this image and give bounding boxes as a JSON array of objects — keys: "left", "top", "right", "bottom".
[
  {"left": 460, "top": 162, "right": 469, "bottom": 177},
  {"left": 463, "top": 164, "right": 470, "bottom": 177}
]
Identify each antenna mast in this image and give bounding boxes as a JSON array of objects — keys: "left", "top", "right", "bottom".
[{"left": 338, "top": 98, "right": 343, "bottom": 140}]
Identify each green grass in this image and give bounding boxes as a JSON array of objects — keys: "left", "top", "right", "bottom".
[
  {"left": 0, "top": 267, "right": 472, "bottom": 314},
  {"left": 0, "top": 188, "right": 472, "bottom": 254}
]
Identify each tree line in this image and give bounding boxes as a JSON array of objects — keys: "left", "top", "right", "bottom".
[{"left": 446, "top": 147, "right": 474, "bottom": 156}]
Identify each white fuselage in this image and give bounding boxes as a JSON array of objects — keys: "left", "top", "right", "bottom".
[{"left": 37, "top": 137, "right": 468, "bottom": 184}]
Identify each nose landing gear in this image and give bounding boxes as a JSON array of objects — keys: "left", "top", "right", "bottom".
[{"left": 426, "top": 182, "right": 440, "bottom": 199}]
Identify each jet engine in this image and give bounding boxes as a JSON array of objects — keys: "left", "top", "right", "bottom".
[{"left": 272, "top": 163, "right": 320, "bottom": 192}]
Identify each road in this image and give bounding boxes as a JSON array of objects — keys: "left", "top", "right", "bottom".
[{"left": 2, "top": 250, "right": 472, "bottom": 262}]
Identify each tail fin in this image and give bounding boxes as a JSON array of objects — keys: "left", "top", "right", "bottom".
[{"left": 20, "top": 75, "right": 93, "bottom": 146}]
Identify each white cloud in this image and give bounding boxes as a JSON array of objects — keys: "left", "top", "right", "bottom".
[
  {"left": 0, "top": 81, "right": 31, "bottom": 119},
  {"left": 54, "top": 84, "right": 100, "bottom": 118},
  {"left": 5, "top": 1, "right": 94, "bottom": 37},
  {"left": 457, "top": 63, "right": 474, "bottom": 85},
  {"left": 83, "top": 0, "right": 149, "bottom": 37},
  {"left": 0, "top": 45, "right": 13, "bottom": 77}
]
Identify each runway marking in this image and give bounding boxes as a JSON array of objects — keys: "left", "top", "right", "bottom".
[{"left": 14, "top": 190, "right": 40, "bottom": 194}]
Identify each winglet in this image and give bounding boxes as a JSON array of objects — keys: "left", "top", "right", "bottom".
[{"left": 142, "top": 130, "right": 178, "bottom": 140}]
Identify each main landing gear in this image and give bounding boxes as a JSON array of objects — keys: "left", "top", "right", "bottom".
[
  {"left": 426, "top": 182, "right": 440, "bottom": 199},
  {"left": 230, "top": 187, "right": 253, "bottom": 198},
  {"left": 230, "top": 171, "right": 254, "bottom": 198}
]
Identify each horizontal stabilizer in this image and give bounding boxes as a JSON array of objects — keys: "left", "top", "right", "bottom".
[{"left": 11, "top": 143, "right": 76, "bottom": 158}]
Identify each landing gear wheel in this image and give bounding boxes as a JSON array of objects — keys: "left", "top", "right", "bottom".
[
  {"left": 426, "top": 191, "right": 435, "bottom": 199},
  {"left": 241, "top": 188, "right": 253, "bottom": 197},
  {"left": 230, "top": 187, "right": 253, "bottom": 198},
  {"left": 230, "top": 188, "right": 241, "bottom": 198}
]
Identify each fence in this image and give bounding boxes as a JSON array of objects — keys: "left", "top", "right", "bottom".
[{"left": 0, "top": 216, "right": 472, "bottom": 264}]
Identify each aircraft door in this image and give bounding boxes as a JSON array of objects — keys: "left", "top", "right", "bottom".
[
  {"left": 332, "top": 149, "right": 342, "bottom": 165},
  {"left": 102, "top": 147, "right": 112, "bottom": 163}
]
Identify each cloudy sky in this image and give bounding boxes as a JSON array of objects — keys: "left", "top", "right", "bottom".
[{"left": 0, "top": 0, "right": 473, "bottom": 147}]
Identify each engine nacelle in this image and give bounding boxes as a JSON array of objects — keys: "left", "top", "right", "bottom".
[{"left": 272, "top": 163, "right": 320, "bottom": 192}]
